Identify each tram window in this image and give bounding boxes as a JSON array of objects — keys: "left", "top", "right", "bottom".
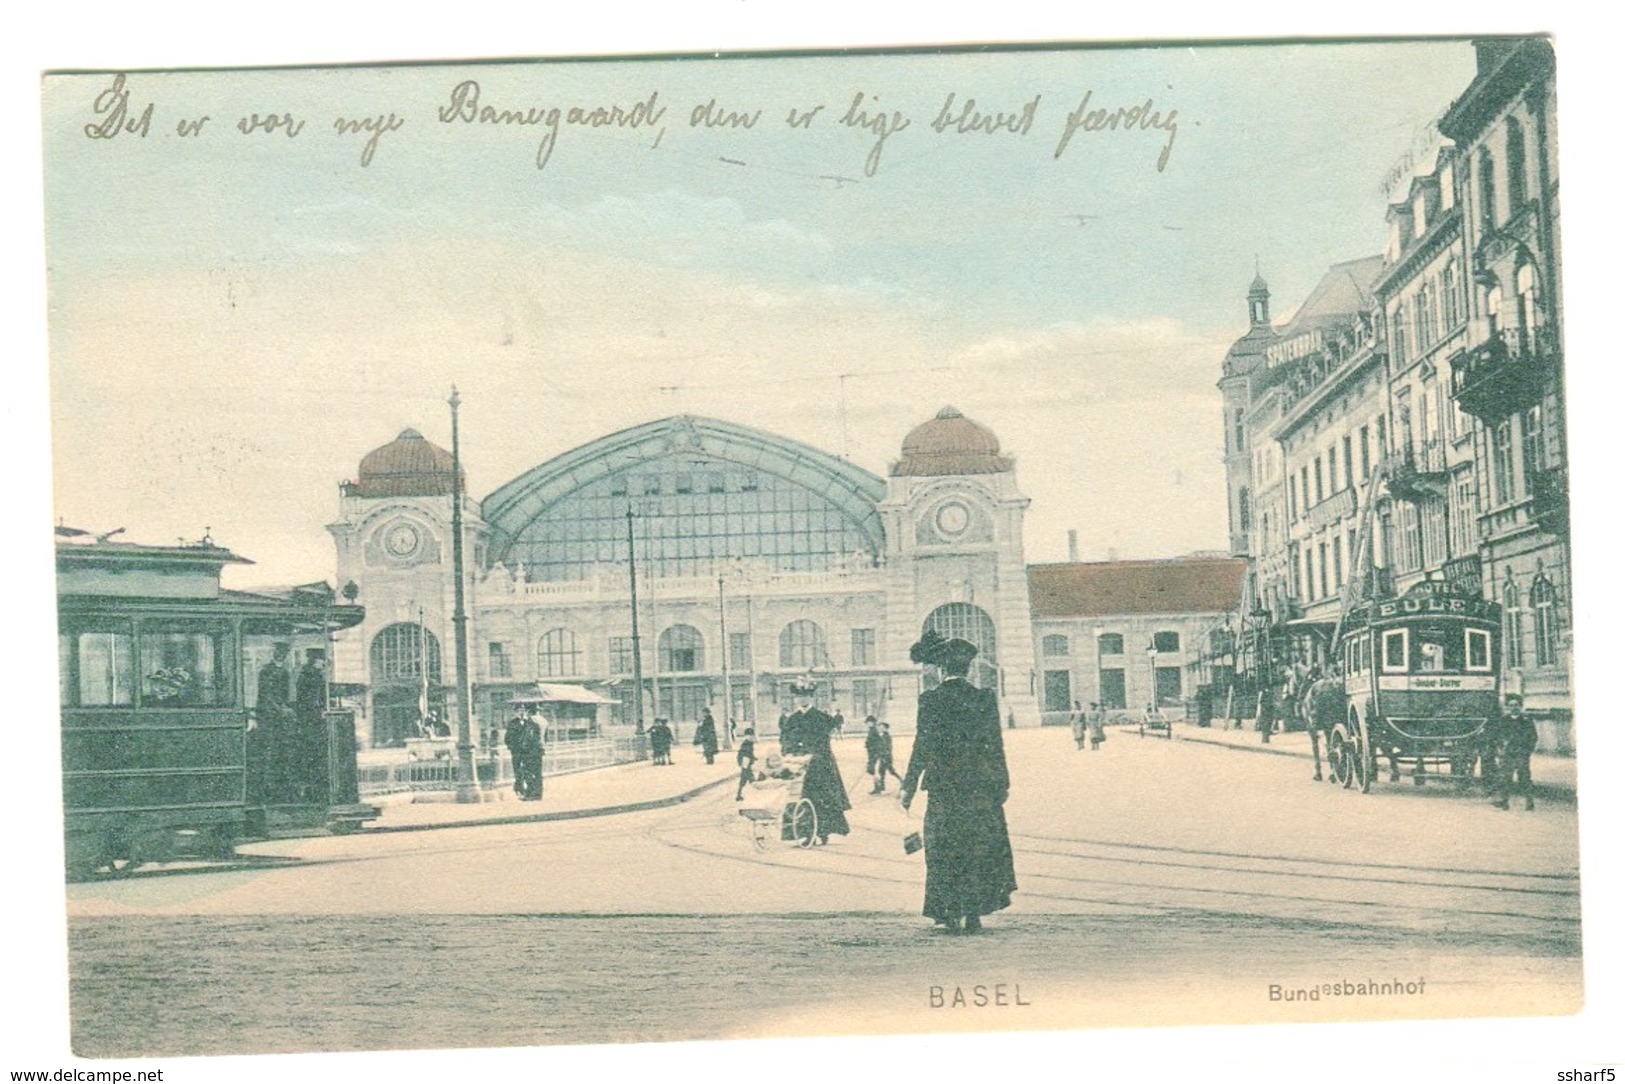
[
  {"left": 1466, "top": 628, "right": 1492, "bottom": 671},
  {"left": 68, "top": 621, "right": 135, "bottom": 706},
  {"left": 1382, "top": 629, "right": 1409, "bottom": 672},
  {"left": 139, "top": 622, "right": 233, "bottom": 706}
]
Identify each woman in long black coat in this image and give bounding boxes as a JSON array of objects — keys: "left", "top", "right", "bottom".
[
  {"left": 900, "top": 630, "right": 1017, "bottom": 933},
  {"left": 782, "top": 682, "right": 851, "bottom": 843}
]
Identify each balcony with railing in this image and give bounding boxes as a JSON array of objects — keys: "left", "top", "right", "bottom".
[
  {"left": 1384, "top": 438, "right": 1449, "bottom": 502},
  {"left": 1308, "top": 486, "right": 1358, "bottom": 530},
  {"left": 1451, "top": 325, "right": 1559, "bottom": 422}
]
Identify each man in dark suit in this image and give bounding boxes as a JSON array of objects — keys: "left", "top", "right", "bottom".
[{"left": 901, "top": 630, "right": 1017, "bottom": 934}]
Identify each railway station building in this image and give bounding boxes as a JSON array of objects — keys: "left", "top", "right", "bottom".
[{"left": 326, "top": 408, "right": 1247, "bottom": 750}]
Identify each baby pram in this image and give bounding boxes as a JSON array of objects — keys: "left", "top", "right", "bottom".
[{"left": 735, "top": 753, "right": 819, "bottom": 851}]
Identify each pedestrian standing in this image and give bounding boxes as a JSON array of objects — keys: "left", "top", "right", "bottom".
[
  {"left": 781, "top": 680, "right": 851, "bottom": 844},
  {"left": 693, "top": 709, "right": 719, "bottom": 766},
  {"left": 649, "top": 718, "right": 674, "bottom": 765},
  {"left": 1491, "top": 694, "right": 1539, "bottom": 811},
  {"left": 1088, "top": 702, "right": 1107, "bottom": 751},
  {"left": 865, "top": 716, "right": 884, "bottom": 792},
  {"left": 521, "top": 712, "right": 545, "bottom": 801},
  {"left": 1257, "top": 682, "right": 1278, "bottom": 745},
  {"left": 1070, "top": 700, "right": 1087, "bottom": 750},
  {"left": 900, "top": 629, "right": 1017, "bottom": 934},
  {"left": 504, "top": 711, "right": 534, "bottom": 799},
  {"left": 833, "top": 709, "right": 847, "bottom": 740},
  {"left": 875, "top": 721, "right": 902, "bottom": 790},
  {"left": 735, "top": 728, "right": 759, "bottom": 800}
]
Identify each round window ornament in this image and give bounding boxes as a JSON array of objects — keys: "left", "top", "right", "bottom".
[
  {"left": 384, "top": 522, "right": 422, "bottom": 558},
  {"left": 934, "top": 500, "right": 971, "bottom": 538}
]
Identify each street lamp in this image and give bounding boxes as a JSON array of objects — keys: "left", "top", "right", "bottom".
[
  {"left": 448, "top": 386, "right": 480, "bottom": 804},
  {"left": 1146, "top": 639, "right": 1159, "bottom": 716}
]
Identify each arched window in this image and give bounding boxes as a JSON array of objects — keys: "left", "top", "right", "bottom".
[
  {"left": 1042, "top": 634, "right": 1070, "bottom": 657},
  {"left": 1516, "top": 262, "right": 1540, "bottom": 343},
  {"left": 536, "top": 628, "right": 581, "bottom": 677},
  {"left": 658, "top": 624, "right": 704, "bottom": 673},
  {"left": 1390, "top": 302, "right": 1408, "bottom": 366},
  {"left": 1531, "top": 576, "right": 1558, "bottom": 668},
  {"left": 1486, "top": 284, "right": 1504, "bottom": 336},
  {"left": 372, "top": 622, "right": 442, "bottom": 684},
  {"left": 1503, "top": 578, "right": 1524, "bottom": 669},
  {"left": 779, "top": 620, "right": 828, "bottom": 669},
  {"left": 923, "top": 602, "right": 998, "bottom": 689}
]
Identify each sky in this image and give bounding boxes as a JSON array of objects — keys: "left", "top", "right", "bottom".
[{"left": 41, "top": 40, "right": 1480, "bottom": 586}]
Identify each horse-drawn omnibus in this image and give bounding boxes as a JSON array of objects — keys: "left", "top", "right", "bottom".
[
  {"left": 57, "top": 534, "right": 367, "bottom": 877},
  {"left": 1327, "top": 579, "right": 1502, "bottom": 792}
]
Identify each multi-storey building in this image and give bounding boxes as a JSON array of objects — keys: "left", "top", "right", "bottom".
[
  {"left": 1374, "top": 147, "right": 1478, "bottom": 596},
  {"left": 1220, "top": 37, "right": 1570, "bottom": 750},
  {"left": 1438, "top": 38, "right": 1570, "bottom": 747}
]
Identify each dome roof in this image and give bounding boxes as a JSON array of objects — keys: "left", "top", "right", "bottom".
[
  {"left": 892, "top": 406, "right": 1012, "bottom": 477},
  {"left": 352, "top": 428, "right": 460, "bottom": 498}
]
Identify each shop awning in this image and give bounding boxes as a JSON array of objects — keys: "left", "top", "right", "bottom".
[{"left": 511, "top": 683, "right": 616, "bottom": 706}]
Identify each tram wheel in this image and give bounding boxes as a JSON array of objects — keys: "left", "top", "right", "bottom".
[
  {"left": 1329, "top": 726, "right": 1352, "bottom": 787},
  {"left": 787, "top": 799, "right": 819, "bottom": 848}
]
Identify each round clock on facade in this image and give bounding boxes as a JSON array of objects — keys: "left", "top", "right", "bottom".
[
  {"left": 384, "top": 522, "right": 422, "bottom": 558},
  {"left": 934, "top": 500, "right": 971, "bottom": 539}
]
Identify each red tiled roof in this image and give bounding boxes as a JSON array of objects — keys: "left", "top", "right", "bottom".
[{"left": 1028, "top": 557, "right": 1247, "bottom": 618}]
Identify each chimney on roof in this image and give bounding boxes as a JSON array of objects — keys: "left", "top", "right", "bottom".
[{"left": 1067, "top": 530, "right": 1079, "bottom": 563}]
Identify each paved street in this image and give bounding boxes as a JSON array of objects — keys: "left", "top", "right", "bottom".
[{"left": 65, "top": 727, "right": 1581, "bottom": 1056}]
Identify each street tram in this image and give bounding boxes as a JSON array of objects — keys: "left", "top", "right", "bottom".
[
  {"left": 57, "top": 534, "right": 368, "bottom": 877},
  {"left": 1329, "top": 579, "right": 1502, "bottom": 792}
]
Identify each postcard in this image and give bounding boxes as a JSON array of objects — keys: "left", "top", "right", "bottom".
[{"left": 19, "top": 20, "right": 1616, "bottom": 1083}]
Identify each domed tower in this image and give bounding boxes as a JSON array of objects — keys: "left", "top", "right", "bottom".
[
  {"left": 328, "top": 428, "right": 486, "bottom": 747},
  {"left": 880, "top": 406, "right": 1038, "bottom": 726},
  {"left": 1220, "top": 272, "right": 1280, "bottom": 556}
]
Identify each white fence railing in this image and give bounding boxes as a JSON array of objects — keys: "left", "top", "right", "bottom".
[{"left": 356, "top": 737, "right": 641, "bottom": 797}]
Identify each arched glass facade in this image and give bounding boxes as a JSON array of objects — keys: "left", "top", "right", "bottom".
[
  {"left": 372, "top": 622, "right": 443, "bottom": 684},
  {"left": 500, "top": 458, "right": 880, "bottom": 581},
  {"left": 924, "top": 602, "right": 998, "bottom": 689}
]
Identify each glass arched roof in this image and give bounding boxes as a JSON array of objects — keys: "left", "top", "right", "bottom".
[{"left": 482, "top": 416, "right": 888, "bottom": 580}]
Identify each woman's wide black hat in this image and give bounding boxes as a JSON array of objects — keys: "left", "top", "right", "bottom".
[{"left": 909, "top": 628, "right": 978, "bottom": 668}]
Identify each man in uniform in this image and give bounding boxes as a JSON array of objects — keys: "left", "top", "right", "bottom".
[
  {"left": 250, "top": 642, "right": 293, "bottom": 809},
  {"left": 1491, "top": 694, "right": 1539, "bottom": 811},
  {"left": 294, "top": 648, "right": 330, "bottom": 804}
]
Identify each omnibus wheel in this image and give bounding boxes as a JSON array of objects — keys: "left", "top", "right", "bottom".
[
  {"left": 1355, "top": 717, "right": 1374, "bottom": 794},
  {"left": 1329, "top": 726, "right": 1352, "bottom": 787},
  {"left": 788, "top": 799, "right": 819, "bottom": 848}
]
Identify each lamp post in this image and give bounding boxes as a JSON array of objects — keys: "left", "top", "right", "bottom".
[
  {"left": 1146, "top": 640, "right": 1159, "bottom": 717},
  {"left": 448, "top": 387, "right": 480, "bottom": 803},
  {"left": 625, "top": 507, "right": 646, "bottom": 736}
]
